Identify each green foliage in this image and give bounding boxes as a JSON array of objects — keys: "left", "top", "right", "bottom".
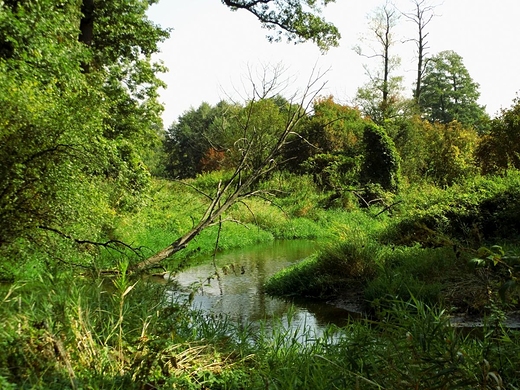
[
  {"left": 284, "top": 96, "right": 366, "bottom": 173},
  {"left": 223, "top": 0, "right": 340, "bottom": 51},
  {"left": 164, "top": 98, "right": 293, "bottom": 179},
  {"left": 383, "top": 172, "right": 520, "bottom": 247},
  {"left": 384, "top": 115, "right": 430, "bottom": 182},
  {"left": 164, "top": 102, "right": 235, "bottom": 178},
  {"left": 3, "top": 275, "right": 519, "bottom": 388},
  {"left": 0, "top": 0, "right": 168, "bottom": 270},
  {"left": 476, "top": 96, "right": 520, "bottom": 174},
  {"left": 422, "top": 120, "right": 479, "bottom": 186},
  {"left": 359, "top": 123, "right": 400, "bottom": 192},
  {"left": 265, "top": 214, "right": 389, "bottom": 298},
  {"left": 419, "top": 50, "right": 489, "bottom": 131},
  {"left": 365, "top": 245, "right": 459, "bottom": 306},
  {"left": 470, "top": 245, "right": 520, "bottom": 303},
  {"left": 385, "top": 116, "right": 479, "bottom": 186},
  {"left": 301, "top": 153, "right": 361, "bottom": 190},
  {"left": 355, "top": 78, "right": 406, "bottom": 125}
]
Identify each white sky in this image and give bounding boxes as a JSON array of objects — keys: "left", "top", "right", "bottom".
[{"left": 147, "top": 0, "right": 520, "bottom": 127}]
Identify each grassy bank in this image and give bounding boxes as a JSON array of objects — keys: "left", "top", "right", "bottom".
[
  {"left": 2, "top": 273, "right": 520, "bottom": 389},
  {"left": 2, "top": 171, "right": 520, "bottom": 388},
  {"left": 265, "top": 171, "right": 520, "bottom": 315}
]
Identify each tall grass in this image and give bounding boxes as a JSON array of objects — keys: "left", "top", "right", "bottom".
[
  {"left": 2, "top": 268, "right": 520, "bottom": 388},
  {"left": 4, "top": 170, "right": 520, "bottom": 388}
]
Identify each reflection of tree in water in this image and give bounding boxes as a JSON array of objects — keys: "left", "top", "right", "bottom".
[{"left": 171, "top": 241, "right": 357, "bottom": 332}]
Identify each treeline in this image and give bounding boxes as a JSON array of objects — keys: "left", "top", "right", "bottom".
[{"left": 163, "top": 90, "right": 520, "bottom": 190}]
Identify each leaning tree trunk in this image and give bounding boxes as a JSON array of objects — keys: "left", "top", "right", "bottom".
[{"left": 130, "top": 66, "right": 326, "bottom": 273}]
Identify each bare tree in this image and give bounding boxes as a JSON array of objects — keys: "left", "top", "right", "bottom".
[
  {"left": 354, "top": 0, "right": 402, "bottom": 123},
  {"left": 402, "top": 0, "right": 439, "bottom": 104},
  {"left": 131, "top": 66, "right": 327, "bottom": 272}
]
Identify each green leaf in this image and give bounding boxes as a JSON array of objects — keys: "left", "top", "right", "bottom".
[{"left": 498, "top": 280, "right": 517, "bottom": 302}]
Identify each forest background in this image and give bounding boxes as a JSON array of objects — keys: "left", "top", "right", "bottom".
[{"left": 2, "top": 0, "right": 520, "bottom": 388}]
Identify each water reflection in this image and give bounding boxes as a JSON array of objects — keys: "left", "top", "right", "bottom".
[{"left": 164, "top": 240, "right": 355, "bottom": 333}]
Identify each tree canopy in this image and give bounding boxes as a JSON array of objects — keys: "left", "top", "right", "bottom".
[
  {"left": 419, "top": 50, "right": 488, "bottom": 130},
  {"left": 0, "top": 0, "right": 169, "bottom": 250},
  {"left": 222, "top": 0, "right": 340, "bottom": 50}
]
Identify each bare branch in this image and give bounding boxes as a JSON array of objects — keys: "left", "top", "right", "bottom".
[
  {"left": 130, "top": 66, "right": 328, "bottom": 272},
  {"left": 39, "top": 225, "right": 143, "bottom": 257}
]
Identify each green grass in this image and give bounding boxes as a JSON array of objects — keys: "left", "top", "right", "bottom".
[
  {"left": 2, "top": 274, "right": 520, "bottom": 389},
  {"left": 4, "top": 170, "right": 520, "bottom": 388}
]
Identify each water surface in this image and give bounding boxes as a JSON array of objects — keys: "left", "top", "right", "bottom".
[{"left": 165, "top": 240, "right": 355, "bottom": 332}]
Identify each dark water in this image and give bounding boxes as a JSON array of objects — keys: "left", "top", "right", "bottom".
[{"left": 162, "top": 240, "right": 356, "bottom": 333}]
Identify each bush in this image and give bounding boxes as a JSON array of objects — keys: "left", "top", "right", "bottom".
[
  {"left": 360, "top": 123, "right": 400, "bottom": 192},
  {"left": 382, "top": 172, "right": 520, "bottom": 246}
]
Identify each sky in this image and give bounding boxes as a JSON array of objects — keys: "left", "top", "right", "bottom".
[{"left": 146, "top": 0, "right": 520, "bottom": 127}]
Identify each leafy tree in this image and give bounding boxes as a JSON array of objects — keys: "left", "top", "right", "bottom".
[
  {"left": 165, "top": 102, "right": 224, "bottom": 178},
  {"left": 423, "top": 120, "right": 479, "bottom": 185},
  {"left": 386, "top": 116, "right": 479, "bottom": 186},
  {"left": 284, "top": 97, "right": 368, "bottom": 188},
  {"left": 384, "top": 115, "right": 429, "bottom": 181},
  {"left": 0, "top": 0, "right": 169, "bottom": 254},
  {"left": 165, "top": 97, "right": 295, "bottom": 178},
  {"left": 476, "top": 96, "right": 520, "bottom": 174},
  {"left": 286, "top": 97, "right": 366, "bottom": 160},
  {"left": 419, "top": 50, "right": 489, "bottom": 131},
  {"left": 222, "top": 0, "right": 340, "bottom": 50}
]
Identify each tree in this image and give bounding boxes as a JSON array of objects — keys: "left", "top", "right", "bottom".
[
  {"left": 164, "top": 97, "right": 292, "bottom": 178},
  {"left": 283, "top": 97, "right": 368, "bottom": 188},
  {"left": 402, "top": 0, "right": 438, "bottom": 104},
  {"left": 476, "top": 96, "right": 520, "bottom": 174},
  {"left": 359, "top": 123, "right": 400, "bottom": 192},
  {"left": 419, "top": 50, "right": 488, "bottom": 130},
  {"left": 165, "top": 102, "right": 227, "bottom": 179},
  {"left": 222, "top": 0, "right": 340, "bottom": 50},
  {"left": 133, "top": 68, "right": 327, "bottom": 271},
  {"left": 0, "top": 0, "right": 169, "bottom": 253},
  {"left": 354, "top": 1, "right": 404, "bottom": 124}
]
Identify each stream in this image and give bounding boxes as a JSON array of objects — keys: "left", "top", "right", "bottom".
[{"left": 159, "top": 240, "right": 358, "bottom": 335}]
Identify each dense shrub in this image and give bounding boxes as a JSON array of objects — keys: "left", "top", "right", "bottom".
[
  {"left": 359, "top": 123, "right": 400, "bottom": 192},
  {"left": 382, "top": 173, "right": 520, "bottom": 246}
]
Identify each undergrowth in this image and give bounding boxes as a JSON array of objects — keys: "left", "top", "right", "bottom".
[{"left": 1, "top": 274, "right": 520, "bottom": 389}]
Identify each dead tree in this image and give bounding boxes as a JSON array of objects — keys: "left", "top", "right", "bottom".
[
  {"left": 354, "top": 0, "right": 402, "bottom": 123},
  {"left": 402, "top": 0, "right": 438, "bottom": 104},
  {"left": 131, "top": 66, "right": 327, "bottom": 272}
]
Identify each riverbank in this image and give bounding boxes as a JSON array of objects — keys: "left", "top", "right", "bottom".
[{"left": 2, "top": 172, "right": 520, "bottom": 388}]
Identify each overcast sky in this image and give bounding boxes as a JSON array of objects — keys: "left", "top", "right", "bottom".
[{"left": 147, "top": 0, "right": 520, "bottom": 127}]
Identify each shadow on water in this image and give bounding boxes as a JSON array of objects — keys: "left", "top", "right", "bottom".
[{"left": 155, "top": 240, "right": 360, "bottom": 335}]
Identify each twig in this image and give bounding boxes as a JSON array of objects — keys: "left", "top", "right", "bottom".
[
  {"left": 375, "top": 200, "right": 402, "bottom": 217},
  {"left": 39, "top": 226, "right": 143, "bottom": 256}
]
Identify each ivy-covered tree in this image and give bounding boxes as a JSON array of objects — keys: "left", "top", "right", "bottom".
[
  {"left": 419, "top": 50, "right": 489, "bottom": 131},
  {"left": 359, "top": 123, "right": 400, "bottom": 192}
]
